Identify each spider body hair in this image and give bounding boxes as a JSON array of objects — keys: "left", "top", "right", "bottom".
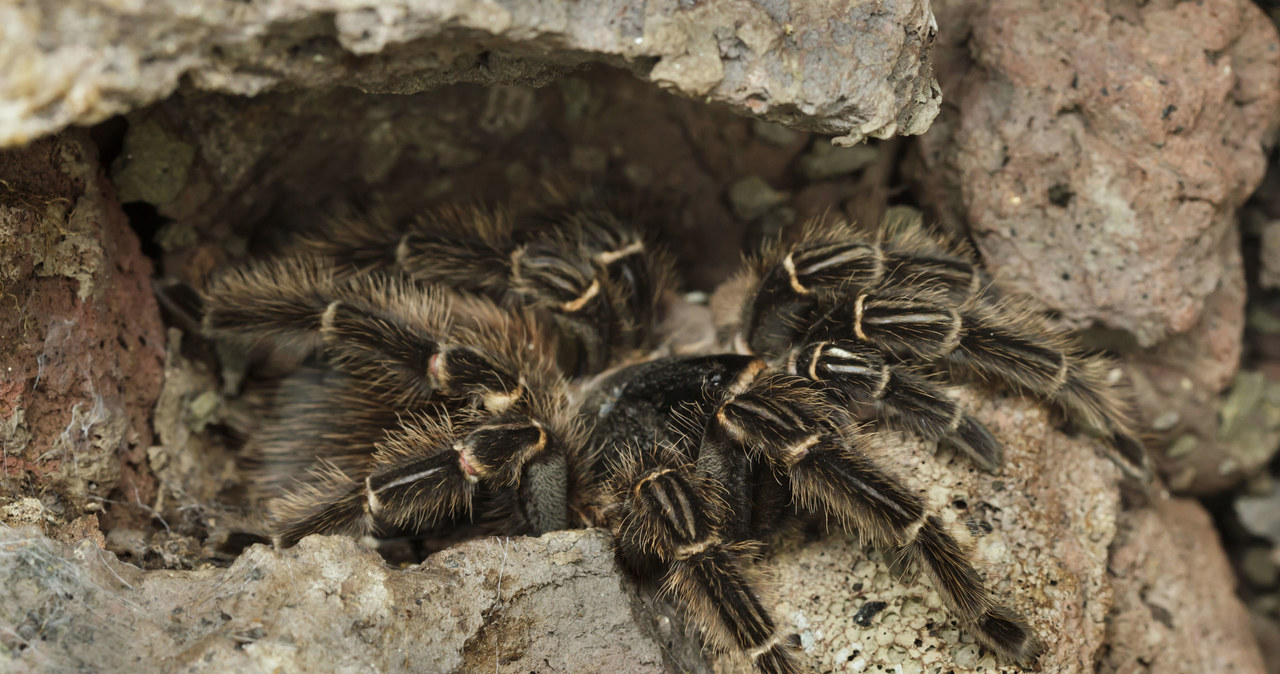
[
  {"left": 610, "top": 446, "right": 799, "bottom": 673},
  {"left": 288, "top": 198, "right": 677, "bottom": 377},
  {"left": 590, "top": 356, "right": 1042, "bottom": 666},
  {"left": 203, "top": 259, "right": 586, "bottom": 541},
  {"left": 190, "top": 201, "right": 1154, "bottom": 672}
]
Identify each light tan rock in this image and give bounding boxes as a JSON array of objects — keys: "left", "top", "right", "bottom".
[
  {"left": 709, "top": 392, "right": 1122, "bottom": 672},
  {"left": 0, "top": 526, "right": 668, "bottom": 673},
  {"left": 0, "top": 0, "right": 940, "bottom": 149}
]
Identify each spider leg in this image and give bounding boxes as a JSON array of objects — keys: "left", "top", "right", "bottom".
[
  {"left": 292, "top": 202, "right": 670, "bottom": 376},
  {"left": 202, "top": 257, "right": 534, "bottom": 410},
  {"left": 951, "top": 303, "right": 1149, "bottom": 476},
  {"left": 205, "top": 259, "right": 578, "bottom": 536},
  {"left": 819, "top": 290, "right": 1150, "bottom": 479},
  {"left": 705, "top": 375, "right": 1043, "bottom": 665},
  {"left": 612, "top": 450, "right": 799, "bottom": 674},
  {"left": 507, "top": 206, "right": 672, "bottom": 375},
  {"left": 272, "top": 411, "right": 568, "bottom": 544},
  {"left": 738, "top": 237, "right": 882, "bottom": 356},
  {"left": 290, "top": 204, "right": 515, "bottom": 292},
  {"left": 269, "top": 412, "right": 471, "bottom": 545},
  {"left": 733, "top": 220, "right": 982, "bottom": 357},
  {"left": 508, "top": 240, "right": 618, "bottom": 375},
  {"left": 875, "top": 216, "right": 984, "bottom": 303},
  {"left": 722, "top": 218, "right": 1146, "bottom": 478},
  {"left": 789, "top": 340, "right": 1003, "bottom": 472}
]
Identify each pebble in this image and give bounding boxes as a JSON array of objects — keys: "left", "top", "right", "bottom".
[
  {"left": 727, "top": 175, "right": 788, "bottom": 220},
  {"left": 1242, "top": 546, "right": 1279, "bottom": 588},
  {"left": 798, "top": 141, "right": 878, "bottom": 180},
  {"left": 1237, "top": 482, "right": 1280, "bottom": 543}
]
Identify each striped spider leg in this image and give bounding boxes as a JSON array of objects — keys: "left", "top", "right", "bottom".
[
  {"left": 716, "top": 217, "right": 1150, "bottom": 480},
  {"left": 201, "top": 257, "right": 582, "bottom": 542}
]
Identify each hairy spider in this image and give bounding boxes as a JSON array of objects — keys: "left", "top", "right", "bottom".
[{"left": 192, "top": 196, "right": 1148, "bottom": 672}]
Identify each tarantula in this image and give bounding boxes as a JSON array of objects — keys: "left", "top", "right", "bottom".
[{"left": 191, "top": 195, "right": 1149, "bottom": 672}]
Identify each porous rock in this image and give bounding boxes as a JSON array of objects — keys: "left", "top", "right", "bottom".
[
  {"left": 4, "top": 391, "right": 1263, "bottom": 672},
  {"left": 0, "top": 526, "right": 667, "bottom": 673},
  {"left": 0, "top": 0, "right": 941, "bottom": 148},
  {"left": 147, "top": 328, "right": 239, "bottom": 513},
  {"left": 1103, "top": 498, "right": 1267, "bottom": 673},
  {"left": 1128, "top": 278, "right": 1280, "bottom": 495},
  {"left": 0, "top": 132, "right": 165, "bottom": 519},
  {"left": 1261, "top": 219, "right": 1280, "bottom": 291},
  {"left": 1251, "top": 157, "right": 1280, "bottom": 292},
  {"left": 908, "top": 0, "right": 1280, "bottom": 347}
]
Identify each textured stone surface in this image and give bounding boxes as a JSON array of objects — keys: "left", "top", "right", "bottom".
[
  {"left": 0, "top": 0, "right": 940, "bottom": 148},
  {"left": 0, "top": 132, "right": 165, "bottom": 519},
  {"left": 1251, "top": 155, "right": 1280, "bottom": 293},
  {"left": 1238, "top": 481, "right": 1280, "bottom": 545},
  {"left": 1262, "top": 219, "right": 1280, "bottom": 291},
  {"left": 147, "top": 328, "right": 239, "bottom": 511},
  {"left": 908, "top": 0, "right": 1280, "bottom": 347},
  {"left": 1103, "top": 499, "right": 1267, "bottom": 674},
  {"left": 1131, "top": 364, "right": 1280, "bottom": 495},
  {"left": 0, "top": 526, "right": 667, "bottom": 673},
  {"left": 2, "top": 394, "right": 1264, "bottom": 672},
  {"left": 102, "top": 68, "right": 892, "bottom": 296}
]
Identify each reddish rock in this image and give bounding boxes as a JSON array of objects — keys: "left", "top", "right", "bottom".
[
  {"left": 0, "top": 132, "right": 165, "bottom": 522},
  {"left": 1104, "top": 498, "right": 1266, "bottom": 673},
  {"left": 909, "top": 0, "right": 1280, "bottom": 347}
]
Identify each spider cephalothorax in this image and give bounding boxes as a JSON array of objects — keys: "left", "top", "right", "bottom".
[{"left": 193, "top": 198, "right": 1149, "bottom": 672}]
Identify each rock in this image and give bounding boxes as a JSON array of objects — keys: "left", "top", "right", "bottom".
[
  {"left": 146, "top": 328, "right": 239, "bottom": 512},
  {"left": 1123, "top": 246, "right": 1276, "bottom": 494},
  {"left": 0, "top": 526, "right": 668, "bottom": 673},
  {"left": 751, "top": 120, "right": 802, "bottom": 147},
  {"left": 797, "top": 140, "right": 879, "bottom": 181},
  {"left": 1, "top": 1, "right": 1270, "bottom": 670},
  {"left": 110, "top": 117, "right": 198, "bottom": 206},
  {"left": 727, "top": 175, "right": 789, "bottom": 220},
  {"left": 1261, "top": 219, "right": 1280, "bottom": 291},
  {"left": 0, "top": 497, "right": 54, "bottom": 529},
  {"left": 1242, "top": 546, "right": 1280, "bottom": 589},
  {"left": 6, "top": 385, "right": 1260, "bottom": 672},
  {"left": 1103, "top": 499, "right": 1267, "bottom": 673},
  {"left": 0, "top": 0, "right": 941, "bottom": 148},
  {"left": 1251, "top": 612, "right": 1280, "bottom": 674},
  {"left": 904, "top": 0, "right": 1280, "bottom": 493},
  {"left": 0, "top": 132, "right": 166, "bottom": 520},
  {"left": 88, "top": 68, "right": 837, "bottom": 294},
  {"left": 907, "top": 0, "right": 1280, "bottom": 347},
  {"left": 1238, "top": 482, "right": 1280, "bottom": 545},
  {"left": 1130, "top": 362, "right": 1280, "bottom": 495}
]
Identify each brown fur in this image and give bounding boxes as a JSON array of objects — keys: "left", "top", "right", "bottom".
[{"left": 196, "top": 204, "right": 1139, "bottom": 672}]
